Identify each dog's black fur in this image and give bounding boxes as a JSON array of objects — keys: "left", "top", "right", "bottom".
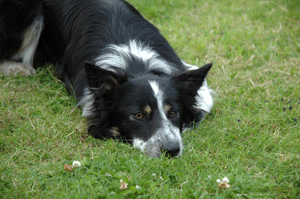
[{"left": 0, "top": 0, "right": 214, "bottom": 157}]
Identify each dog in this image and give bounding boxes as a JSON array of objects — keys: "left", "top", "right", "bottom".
[{"left": 0, "top": 0, "right": 214, "bottom": 157}]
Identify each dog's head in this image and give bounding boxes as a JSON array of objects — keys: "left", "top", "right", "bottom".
[{"left": 82, "top": 62, "right": 212, "bottom": 157}]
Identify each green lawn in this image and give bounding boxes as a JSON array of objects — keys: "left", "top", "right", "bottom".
[{"left": 1, "top": 0, "right": 299, "bottom": 198}]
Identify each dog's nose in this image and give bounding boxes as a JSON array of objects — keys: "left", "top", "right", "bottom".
[{"left": 162, "top": 142, "right": 180, "bottom": 157}]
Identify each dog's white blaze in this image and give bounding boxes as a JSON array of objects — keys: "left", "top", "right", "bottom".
[
  {"left": 149, "top": 81, "right": 176, "bottom": 139},
  {"left": 148, "top": 81, "right": 183, "bottom": 155},
  {"left": 95, "top": 40, "right": 173, "bottom": 74}
]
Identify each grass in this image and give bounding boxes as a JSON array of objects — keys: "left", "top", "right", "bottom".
[{"left": 1, "top": 0, "right": 299, "bottom": 198}]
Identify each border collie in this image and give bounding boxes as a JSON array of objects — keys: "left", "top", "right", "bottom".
[{"left": 0, "top": 0, "right": 214, "bottom": 157}]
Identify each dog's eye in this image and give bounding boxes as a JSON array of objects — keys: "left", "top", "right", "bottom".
[
  {"left": 169, "top": 111, "right": 178, "bottom": 118},
  {"left": 151, "top": 70, "right": 166, "bottom": 77},
  {"left": 134, "top": 112, "right": 144, "bottom": 119}
]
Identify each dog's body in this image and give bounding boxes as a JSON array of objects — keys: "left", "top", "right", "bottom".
[{"left": 0, "top": 0, "right": 214, "bottom": 157}]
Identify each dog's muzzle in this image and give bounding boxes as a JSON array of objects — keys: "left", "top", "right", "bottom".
[{"left": 133, "top": 128, "right": 183, "bottom": 158}]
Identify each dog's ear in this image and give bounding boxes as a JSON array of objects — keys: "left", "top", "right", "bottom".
[
  {"left": 172, "top": 63, "right": 212, "bottom": 96},
  {"left": 84, "top": 62, "right": 127, "bottom": 91},
  {"left": 83, "top": 62, "right": 127, "bottom": 139},
  {"left": 172, "top": 63, "right": 212, "bottom": 126}
]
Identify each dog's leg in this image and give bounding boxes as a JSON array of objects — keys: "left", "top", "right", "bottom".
[{"left": 2, "top": 15, "right": 44, "bottom": 76}]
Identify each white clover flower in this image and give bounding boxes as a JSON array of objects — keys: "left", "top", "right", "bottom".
[
  {"left": 222, "top": 177, "right": 230, "bottom": 183},
  {"left": 72, "top": 161, "right": 81, "bottom": 167},
  {"left": 217, "top": 176, "right": 231, "bottom": 189},
  {"left": 135, "top": 185, "right": 141, "bottom": 189}
]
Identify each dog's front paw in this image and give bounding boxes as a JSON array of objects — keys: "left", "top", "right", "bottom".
[{"left": 0, "top": 61, "right": 36, "bottom": 76}]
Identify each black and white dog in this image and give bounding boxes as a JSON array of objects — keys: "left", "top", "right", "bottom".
[{"left": 0, "top": 0, "right": 214, "bottom": 157}]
